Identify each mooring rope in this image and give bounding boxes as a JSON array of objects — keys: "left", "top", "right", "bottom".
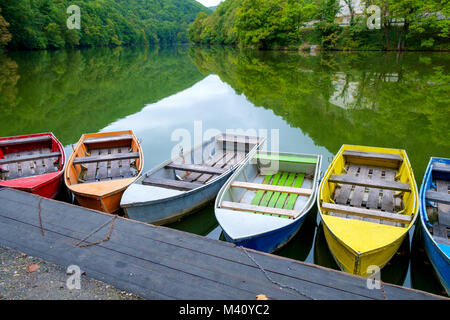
[
  {"left": 75, "top": 215, "right": 117, "bottom": 248},
  {"left": 239, "top": 246, "right": 316, "bottom": 300}
]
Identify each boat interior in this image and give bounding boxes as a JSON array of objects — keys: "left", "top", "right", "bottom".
[
  {"left": 67, "top": 133, "right": 141, "bottom": 185},
  {"left": 141, "top": 134, "right": 264, "bottom": 191},
  {"left": 323, "top": 149, "right": 415, "bottom": 228},
  {"left": 219, "top": 153, "right": 319, "bottom": 220},
  {"left": 425, "top": 162, "right": 450, "bottom": 246},
  {"left": 0, "top": 135, "right": 62, "bottom": 181}
]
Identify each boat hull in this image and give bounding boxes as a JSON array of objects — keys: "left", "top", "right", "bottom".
[
  {"left": 223, "top": 212, "right": 308, "bottom": 253},
  {"left": 73, "top": 188, "right": 126, "bottom": 214},
  {"left": 419, "top": 157, "right": 450, "bottom": 295},
  {"left": 125, "top": 171, "right": 233, "bottom": 225},
  {"left": 322, "top": 221, "right": 406, "bottom": 276}
]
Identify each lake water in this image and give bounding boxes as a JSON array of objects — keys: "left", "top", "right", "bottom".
[{"left": 0, "top": 45, "right": 449, "bottom": 296}]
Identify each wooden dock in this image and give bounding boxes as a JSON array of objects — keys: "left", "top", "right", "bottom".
[{"left": 0, "top": 188, "right": 444, "bottom": 300}]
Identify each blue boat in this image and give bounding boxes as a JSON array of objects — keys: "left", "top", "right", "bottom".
[
  {"left": 120, "top": 133, "right": 265, "bottom": 225},
  {"left": 215, "top": 151, "right": 322, "bottom": 253},
  {"left": 419, "top": 157, "right": 450, "bottom": 295}
]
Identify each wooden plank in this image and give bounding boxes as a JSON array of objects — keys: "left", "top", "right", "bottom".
[
  {"left": 334, "top": 165, "right": 359, "bottom": 206},
  {"left": 184, "top": 152, "right": 226, "bottom": 183},
  {"left": 109, "top": 148, "right": 121, "bottom": 179},
  {"left": 350, "top": 166, "right": 369, "bottom": 209},
  {"left": 329, "top": 174, "right": 411, "bottom": 192},
  {"left": 119, "top": 147, "right": 132, "bottom": 178},
  {"left": 0, "top": 152, "right": 61, "bottom": 165},
  {"left": 196, "top": 152, "right": 236, "bottom": 184},
  {"left": 84, "top": 134, "right": 133, "bottom": 145},
  {"left": 5, "top": 153, "right": 19, "bottom": 180},
  {"left": 231, "top": 181, "right": 313, "bottom": 197},
  {"left": 95, "top": 148, "right": 109, "bottom": 181},
  {"left": 436, "top": 179, "right": 450, "bottom": 226},
  {"left": 285, "top": 173, "right": 306, "bottom": 210},
  {"left": 217, "top": 135, "right": 260, "bottom": 145},
  {"left": 268, "top": 172, "right": 289, "bottom": 207},
  {"left": 432, "top": 163, "right": 450, "bottom": 175},
  {"left": 275, "top": 172, "right": 297, "bottom": 209},
  {"left": 260, "top": 172, "right": 282, "bottom": 207},
  {"left": 84, "top": 149, "right": 99, "bottom": 182},
  {"left": 73, "top": 152, "right": 139, "bottom": 165},
  {"left": 0, "top": 136, "right": 51, "bottom": 147},
  {"left": 142, "top": 177, "right": 202, "bottom": 191},
  {"left": 251, "top": 175, "right": 272, "bottom": 206},
  {"left": 18, "top": 150, "right": 35, "bottom": 178},
  {"left": 221, "top": 201, "right": 298, "bottom": 218},
  {"left": 380, "top": 169, "right": 398, "bottom": 226},
  {"left": 0, "top": 189, "right": 443, "bottom": 301},
  {"left": 166, "top": 163, "right": 227, "bottom": 175},
  {"left": 426, "top": 190, "right": 450, "bottom": 205},
  {"left": 34, "top": 149, "right": 48, "bottom": 176},
  {"left": 322, "top": 203, "right": 412, "bottom": 224},
  {"left": 343, "top": 150, "right": 403, "bottom": 162},
  {"left": 365, "top": 167, "right": 382, "bottom": 223}
]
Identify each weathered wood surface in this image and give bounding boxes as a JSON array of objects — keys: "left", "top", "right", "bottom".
[
  {"left": 322, "top": 203, "right": 411, "bottom": 224},
  {"left": 0, "top": 189, "right": 443, "bottom": 300},
  {"left": 0, "top": 136, "right": 52, "bottom": 147},
  {"left": 73, "top": 152, "right": 139, "bottom": 165},
  {"left": 426, "top": 190, "right": 450, "bottom": 205},
  {"left": 329, "top": 174, "right": 411, "bottom": 192},
  {"left": 0, "top": 152, "right": 61, "bottom": 165},
  {"left": 166, "top": 163, "right": 227, "bottom": 176},
  {"left": 83, "top": 134, "right": 133, "bottom": 145},
  {"left": 220, "top": 201, "right": 298, "bottom": 218},
  {"left": 436, "top": 179, "right": 450, "bottom": 226},
  {"left": 433, "top": 163, "right": 450, "bottom": 175},
  {"left": 343, "top": 150, "right": 403, "bottom": 162},
  {"left": 142, "top": 177, "right": 202, "bottom": 191}
]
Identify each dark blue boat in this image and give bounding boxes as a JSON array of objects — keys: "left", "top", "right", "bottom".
[{"left": 419, "top": 157, "right": 450, "bottom": 295}]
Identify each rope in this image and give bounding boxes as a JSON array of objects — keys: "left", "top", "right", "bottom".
[
  {"left": 75, "top": 215, "right": 117, "bottom": 248},
  {"left": 239, "top": 246, "right": 316, "bottom": 300}
]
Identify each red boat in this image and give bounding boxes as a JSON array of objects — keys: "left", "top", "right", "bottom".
[{"left": 0, "top": 133, "right": 65, "bottom": 199}]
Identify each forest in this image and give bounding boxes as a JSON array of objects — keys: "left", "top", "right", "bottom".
[
  {"left": 0, "top": 0, "right": 210, "bottom": 50},
  {"left": 188, "top": 0, "right": 450, "bottom": 51}
]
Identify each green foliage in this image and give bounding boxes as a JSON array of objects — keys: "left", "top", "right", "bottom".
[
  {"left": 189, "top": 0, "right": 450, "bottom": 51},
  {"left": 0, "top": 8, "right": 12, "bottom": 49},
  {"left": 0, "top": 0, "right": 210, "bottom": 50}
]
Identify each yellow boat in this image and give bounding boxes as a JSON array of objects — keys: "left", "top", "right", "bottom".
[{"left": 317, "top": 145, "right": 418, "bottom": 276}]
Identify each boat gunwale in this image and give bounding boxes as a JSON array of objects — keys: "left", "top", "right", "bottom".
[{"left": 215, "top": 150, "right": 322, "bottom": 241}]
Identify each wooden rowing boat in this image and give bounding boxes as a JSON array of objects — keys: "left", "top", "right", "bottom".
[
  {"left": 419, "top": 157, "right": 450, "bottom": 295},
  {"left": 215, "top": 151, "right": 322, "bottom": 253},
  {"left": 317, "top": 145, "right": 418, "bottom": 276},
  {"left": 0, "top": 133, "right": 65, "bottom": 198},
  {"left": 121, "top": 133, "right": 265, "bottom": 225},
  {"left": 65, "top": 130, "right": 143, "bottom": 214}
]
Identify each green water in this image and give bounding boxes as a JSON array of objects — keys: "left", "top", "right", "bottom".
[{"left": 0, "top": 45, "right": 449, "bottom": 296}]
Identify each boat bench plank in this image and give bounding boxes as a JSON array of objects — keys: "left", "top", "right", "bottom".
[
  {"left": 436, "top": 179, "right": 450, "bottom": 226},
  {"left": 74, "top": 152, "right": 139, "bottom": 165},
  {"left": 84, "top": 134, "right": 133, "bottom": 145},
  {"left": 343, "top": 150, "right": 403, "bottom": 162},
  {"left": 142, "top": 177, "right": 202, "bottom": 191},
  {"left": 183, "top": 152, "right": 226, "bottom": 183},
  {"left": 432, "top": 163, "right": 450, "bottom": 175},
  {"left": 231, "top": 181, "right": 312, "bottom": 197},
  {"left": 329, "top": 174, "right": 411, "bottom": 192},
  {"left": 217, "top": 135, "right": 260, "bottom": 145},
  {"left": 195, "top": 152, "right": 236, "bottom": 184},
  {"left": 221, "top": 201, "right": 298, "bottom": 218},
  {"left": 0, "top": 152, "right": 61, "bottom": 165},
  {"left": 426, "top": 190, "right": 450, "bottom": 205},
  {"left": 166, "top": 163, "right": 227, "bottom": 175},
  {"left": 0, "top": 136, "right": 52, "bottom": 147},
  {"left": 322, "top": 203, "right": 412, "bottom": 224}
]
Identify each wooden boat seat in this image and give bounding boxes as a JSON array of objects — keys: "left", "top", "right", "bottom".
[
  {"left": 184, "top": 151, "right": 239, "bottom": 184},
  {"left": 0, "top": 152, "right": 61, "bottom": 165},
  {"left": 0, "top": 136, "right": 52, "bottom": 147},
  {"left": 332, "top": 164, "right": 405, "bottom": 226},
  {"left": 432, "top": 163, "right": 450, "bottom": 175},
  {"left": 322, "top": 203, "right": 412, "bottom": 225},
  {"left": 142, "top": 177, "right": 202, "bottom": 191},
  {"left": 217, "top": 135, "right": 260, "bottom": 145},
  {"left": 220, "top": 201, "right": 298, "bottom": 219},
  {"left": 435, "top": 179, "right": 450, "bottom": 226},
  {"left": 329, "top": 174, "right": 411, "bottom": 192},
  {"left": 73, "top": 152, "right": 139, "bottom": 165},
  {"left": 165, "top": 163, "right": 227, "bottom": 175},
  {"left": 343, "top": 150, "right": 403, "bottom": 162},
  {"left": 83, "top": 134, "right": 133, "bottom": 145},
  {"left": 231, "top": 181, "right": 312, "bottom": 197},
  {"left": 426, "top": 190, "right": 450, "bottom": 205}
]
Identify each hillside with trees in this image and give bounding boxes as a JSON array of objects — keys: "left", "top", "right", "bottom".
[
  {"left": 188, "top": 0, "right": 450, "bottom": 51},
  {"left": 0, "top": 0, "right": 210, "bottom": 50}
]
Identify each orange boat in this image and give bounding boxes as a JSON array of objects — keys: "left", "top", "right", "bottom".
[{"left": 65, "top": 130, "right": 143, "bottom": 214}]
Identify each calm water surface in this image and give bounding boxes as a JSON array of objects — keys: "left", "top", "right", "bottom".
[{"left": 1, "top": 45, "right": 449, "bottom": 296}]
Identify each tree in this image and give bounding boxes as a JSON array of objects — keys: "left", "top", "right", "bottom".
[{"left": 0, "top": 8, "right": 12, "bottom": 49}]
